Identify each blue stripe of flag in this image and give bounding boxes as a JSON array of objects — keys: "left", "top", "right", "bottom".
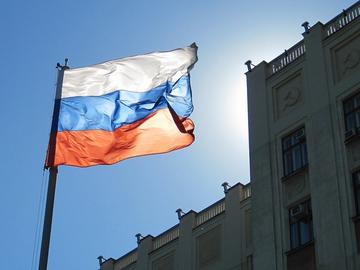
[{"left": 58, "top": 75, "right": 193, "bottom": 132}]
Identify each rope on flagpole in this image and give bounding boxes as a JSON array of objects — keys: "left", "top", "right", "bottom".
[
  {"left": 31, "top": 169, "right": 48, "bottom": 270},
  {"left": 32, "top": 65, "right": 60, "bottom": 270},
  {"left": 38, "top": 59, "right": 68, "bottom": 270}
]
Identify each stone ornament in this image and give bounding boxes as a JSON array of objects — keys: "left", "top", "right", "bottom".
[{"left": 342, "top": 49, "right": 360, "bottom": 75}]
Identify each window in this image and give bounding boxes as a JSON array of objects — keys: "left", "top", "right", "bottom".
[
  {"left": 344, "top": 92, "right": 360, "bottom": 135},
  {"left": 289, "top": 200, "right": 313, "bottom": 249},
  {"left": 282, "top": 127, "right": 308, "bottom": 177},
  {"left": 246, "top": 255, "right": 253, "bottom": 270},
  {"left": 353, "top": 170, "right": 360, "bottom": 216},
  {"left": 353, "top": 171, "right": 360, "bottom": 253}
]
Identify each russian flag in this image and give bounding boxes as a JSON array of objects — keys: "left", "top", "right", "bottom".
[{"left": 45, "top": 44, "right": 198, "bottom": 167}]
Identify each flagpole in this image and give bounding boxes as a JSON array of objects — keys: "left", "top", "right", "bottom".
[
  {"left": 38, "top": 167, "right": 58, "bottom": 270},
  {"left": 39, "top": 60, "right": 68, "bottom": 270}
]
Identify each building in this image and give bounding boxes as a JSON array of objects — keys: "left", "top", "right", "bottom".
[
  {"left": 247, "top": 1, "right": 360, "bottom": 270},
  {"left": 100, "top": 1, "right": 360, "bottom": 269},
  {"left": 100, "top": 183, "right": 251, "bottom": 270}
]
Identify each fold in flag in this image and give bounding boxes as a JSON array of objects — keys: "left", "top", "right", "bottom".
[{"left": 46, "top": 44, "right": 198, "bottom": 167}]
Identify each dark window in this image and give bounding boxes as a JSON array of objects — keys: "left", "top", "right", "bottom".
[
  {"left": 354, "top": 170, "right": 360, "bottom": 253},
  {"left": 344, "top": 92, "right": 360, "bottom": 133},
  {"left": 353, "top": 170, "right": 360, "bottom": 216},
  {"left": 246, "top": 255, "right": 253, "bottom": 270},
  {"left": 282, "top": 127, "right": 308, "bottom": 177},
  {"left": 289, "top": 200, "right": 313, "bottom": 249}
]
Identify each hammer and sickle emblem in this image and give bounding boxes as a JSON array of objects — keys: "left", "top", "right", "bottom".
[
  {"left": 343, "top": 49, "right": 360, "bottom": 74},
  {"left": 282, "top": 87, "right": 300, "bottom": 111}
]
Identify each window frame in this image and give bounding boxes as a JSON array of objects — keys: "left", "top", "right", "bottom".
[
  {"left": 353, "top": 170, "right": 360, "bottom": 216},
  {"left": 344, "top": 92, "right": 360, "bottom": 133},
  {"left": 289, "top": 200, "right": 314, "bottom": 250},
  {"left": 282, "top": 127, "right": 308, "bottom": 177}
]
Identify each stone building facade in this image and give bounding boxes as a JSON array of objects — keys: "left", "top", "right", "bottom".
[
  {"left": 100, "top": 2, "right": 360, "bottom": 270},
  {"left": 100, "top": 183, "right": 251, "bottom": 270},
  {"left": 247, "top": 1, "right": 360, "bottom": 270}
]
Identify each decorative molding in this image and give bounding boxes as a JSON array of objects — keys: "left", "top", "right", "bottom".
[
  {"left": 283, "top": 171, "right": 309, "bottom": 205},
  {"left": 334, "top": 34, "right": 360, "bottom": 82},
  {"left": 273, "top": 73, "right": 304, "bottom": 120},
  {"left": 197, "top": 225, "right": 222, "bottom": 269},
  {"left": 282, "top": 87, "right": 301, "bottom": 111},
  {"left": 342, "top": 49, "right": 360, "bottom": 75},
  {"left": 287, "top": 176, "right": 305, "bottom": 198},
  {"left": 152, "top": 252, "right": 175, "bottom": 270}
]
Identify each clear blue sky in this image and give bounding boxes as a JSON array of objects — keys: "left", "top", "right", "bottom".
[{"left": 0, "top": 1, "right": 355, "bottom": 269}]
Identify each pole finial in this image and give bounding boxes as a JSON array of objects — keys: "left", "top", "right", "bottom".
[{"left": 56, "top": 58, "right": 70, "bottom": 70}]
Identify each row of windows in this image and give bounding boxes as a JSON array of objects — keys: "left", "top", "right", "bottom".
[
  {"left": 284, "top": 93, "right": 360, "bottom": 251},
  {"left": 288, "top": 170, "right": 360, "bottom": 251},
  {"left": 341, "top": 94, "right": 360, "bottom": 253},
  {"left": 282, "top": 92, "right": 360, "bottom": 178}
]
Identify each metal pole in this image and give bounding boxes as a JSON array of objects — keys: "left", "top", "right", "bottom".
[
  {"left": 39, "top": 61, "right": 68, "bottom": 270},
  {"left": 38, "top": 167, "right": 58, "bottom": 270}
]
